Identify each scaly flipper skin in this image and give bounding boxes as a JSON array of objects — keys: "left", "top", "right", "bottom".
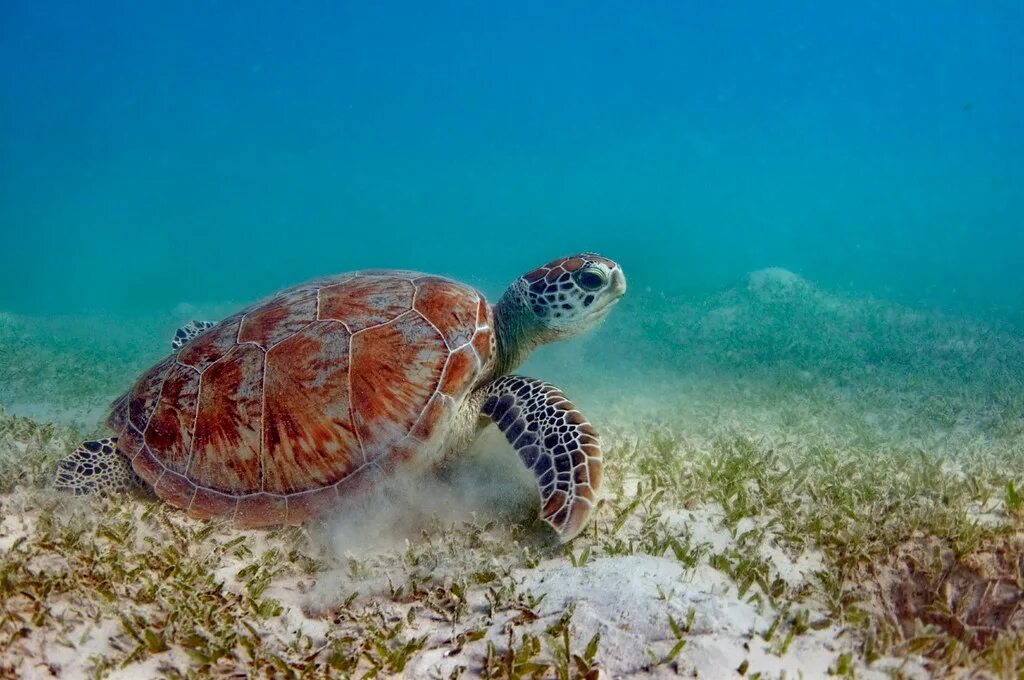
[
  {"left": 479, "top": 375, "right": 602, "bottom": 541},
  {"left": 54, "top": 437, "right": 143, "bottom": 495},
  {"left": 171, "top": 320, "right": 216, "bottom": 350}
]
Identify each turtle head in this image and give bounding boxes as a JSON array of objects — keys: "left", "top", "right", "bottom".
[
  {"left": 517, "top": 253, "right": 627, "bottom": 337},
  {"left": 495, "top": 253, "right": 626, "bottom": 371}
]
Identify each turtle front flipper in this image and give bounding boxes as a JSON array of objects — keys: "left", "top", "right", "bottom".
[
  {"left": 171, "top": 320, "right": 217, "bottom": 350},
  {"left": 479, "top": 376, "right": 602, "bottom": 541},
  {"left": 54, "top": 437, "right": 143, "bottom": 495}
]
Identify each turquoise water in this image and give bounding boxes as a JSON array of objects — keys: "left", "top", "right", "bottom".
[{"left": 1, "top": 2, "right": 1021, "bottom": 328}]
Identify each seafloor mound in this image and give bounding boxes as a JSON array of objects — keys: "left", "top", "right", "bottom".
[{"left": 745, "top": 267, "right": 815, "bottom": 301}]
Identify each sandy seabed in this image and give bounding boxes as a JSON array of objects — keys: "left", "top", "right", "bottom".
[{"left": 2, "top": 270, "right": 1023, "bottom": 679}]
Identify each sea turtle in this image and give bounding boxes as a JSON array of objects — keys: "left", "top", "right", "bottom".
[{"left": 54, "top": 254, "right": 626, "bottom": 540}]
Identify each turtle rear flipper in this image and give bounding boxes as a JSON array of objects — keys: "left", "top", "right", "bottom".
[
  {"left": 479, "top": 376, "right": 602, "bottom": 541},
  {"left": 55, "top": 437, "right": 143, "bottom": 495},
  {"left": 172, "top": 320, "right": 216, "bottom": 350}
]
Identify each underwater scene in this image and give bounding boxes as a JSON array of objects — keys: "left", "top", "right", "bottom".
[{"left": 1, "top": 2, "right": 1023, "bottom": 678}]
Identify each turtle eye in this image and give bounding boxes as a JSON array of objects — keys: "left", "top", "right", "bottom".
[{"left": 575, "top": 268, "right": 607, "bottom": 291}]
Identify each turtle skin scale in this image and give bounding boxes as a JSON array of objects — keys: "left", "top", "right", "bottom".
[{"left": 109, "top": 271, "right": 497, "bottom": 527}]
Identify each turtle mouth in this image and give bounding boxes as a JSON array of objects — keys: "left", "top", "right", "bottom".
[{"left": 592, "top": 294, "right": 623, "bottom": 321}]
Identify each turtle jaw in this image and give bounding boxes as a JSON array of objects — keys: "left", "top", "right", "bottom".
[{"left": 590, "top": 297, "right": 621, "bottom": 325}]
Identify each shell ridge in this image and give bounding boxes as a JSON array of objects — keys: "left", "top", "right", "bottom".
[
  {"left": 343, "top": 321, "right": 366, "bottom": 464},
  {"left": 404, "top": 386, "right": 445, "bottom": 443},
  {"left": 473, "top": 291, "right": 483, "bottom": 327},
  {"left": 183, "top": 368, "right": 203, "bottom": 477},
  {"left": 141, "top": 362, "right": 175, "bottom": 432},
  {"left": 259, "top": 345, "right": 268, "bottom": 492},
  {"left": 183, "top": 486, "right": 199, "bottom": 513},
  {"left": 199, "top": 351, "right": 230, "bottom": 376},
  {"left": 412, "top": 308, "right": 451, "bottom": 351},
  {"left": 410, "top": 279, "right": 421, "bottom": 308},
  {"left": 264, "top": 320, "right": 316, "bottom": 352},
  {"left": 349, "top": 310, "right": 446, "bottom": 461}
]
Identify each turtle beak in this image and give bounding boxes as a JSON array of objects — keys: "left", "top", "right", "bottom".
[
  {"left": 610, "top": 268, "right": 627, "bottom": 299},
  {"left": 590, "top": 269, "right": 626, "bottom": 323}
]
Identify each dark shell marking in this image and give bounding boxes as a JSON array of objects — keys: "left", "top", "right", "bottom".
[{"left": 118, "top": 271, "right": 494, "bottom": 527}]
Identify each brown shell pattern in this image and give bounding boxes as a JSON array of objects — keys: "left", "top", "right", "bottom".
[{"left": 119, "top": 271, "right": 495, "bottom": 527}]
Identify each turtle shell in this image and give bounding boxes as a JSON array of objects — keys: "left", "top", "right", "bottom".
[{"left": 109, "top": 271, "right": 497, "bottom": 527}]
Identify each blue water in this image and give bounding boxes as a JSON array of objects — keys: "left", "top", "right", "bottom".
[{"left": 1, "top": 1, "right": 1022, "bottom": 325}]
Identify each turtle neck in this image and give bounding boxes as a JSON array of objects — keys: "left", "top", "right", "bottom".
[{"left": 492, "top": 282, "right": 546, "bottom": 377}]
